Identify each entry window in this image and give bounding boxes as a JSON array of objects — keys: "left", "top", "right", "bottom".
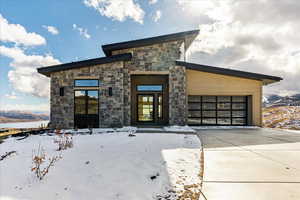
[
  {"left": 74, "top": 79, "right": 99, "bottom": 87},
  {"left": 75, "top": 91, "right": 86, "bottom": 114},
  {"left": 75, "top": 90, "right": 99, "bottom": 114},
  {"left": 188, "top": 96, "right": 248, "bottom": 126},
  {"left": 87, "top": 91, "right": 99, "bottom": 114},
  {"left": 74, "top": 90, "right": 99, "bottom": 128},
  {"left": 138, "top": 95, "right": 154, "bottom": 122},
  {"left": 137, "top": 85, "right": 162, "bottom": 92}
]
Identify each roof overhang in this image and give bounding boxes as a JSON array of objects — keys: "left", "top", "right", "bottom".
[
  {"left": 102, "top": 30, "right": 199, "bottom": 56},
  {"left": 37, "top": 53, "right": 132, "bottom": 77},
  {"left": 176, "top": 61, "right": 283, "bottom": 85}
]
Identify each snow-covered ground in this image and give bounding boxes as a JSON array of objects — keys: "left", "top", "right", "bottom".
[
  {"left": 193, "top": 126, "right": 259, "bottom": 130},
  {"left": 164, "top": 125, "right": 196, "bottom": 133},
  {"left": 0, "top": 132, "right": 201, "bottom": 200}
]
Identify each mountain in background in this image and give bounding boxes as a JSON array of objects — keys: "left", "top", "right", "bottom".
[
  {"left": 263, "top": 93, "right": 300, "bottom": 107},
  {"left": 0, "top": 110, "right": 49, "bottom": 123}
]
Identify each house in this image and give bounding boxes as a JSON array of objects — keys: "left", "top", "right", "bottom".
[{"left": 37, "top": 30, "right": 282, "bottom": 128}]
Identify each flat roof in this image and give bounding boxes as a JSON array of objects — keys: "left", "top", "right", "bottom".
[
  {"left": 37, "top": 53, "right": 132, "bottom": 77},
  {"left": 102, "top": 30, "right": 199, "bottom": 56},
  {"left": 176, "top": 61, "right": 282, "bottom": 85}
]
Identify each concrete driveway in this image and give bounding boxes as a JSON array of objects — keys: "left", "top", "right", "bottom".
[{"left": 197, "top": 128, "right": 300, "bottom": 200}]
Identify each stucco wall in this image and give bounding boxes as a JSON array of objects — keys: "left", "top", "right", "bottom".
[
  {"left": 186, "top": 69, "right": 263, "bottom": 126},
  {"left": 112, "top": 40, "right": 187, "bottom": 125},
  {"left": 50, "top": 61, "right": 124, "bottom": 129}
]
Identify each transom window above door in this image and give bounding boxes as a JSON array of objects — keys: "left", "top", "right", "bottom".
[
  {"left": 74, "top": 79, "right": 99, "bottom": 87},
  {"left": 137, "top": 85, "right": 163, "bottom": 91}
]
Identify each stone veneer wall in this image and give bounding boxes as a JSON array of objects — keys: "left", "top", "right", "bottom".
[
  {"left": 50, "top": 61, "right": 124, "bottom": 129},
  {"left": 169, "top": 66, "right": 187, "bottom": 125},
  {"left": 112, "top": 40, "right": 187, "bottom": 125}
]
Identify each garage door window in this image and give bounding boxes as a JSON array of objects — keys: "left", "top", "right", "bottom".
[{"left": 188, "top": 96, "right": 248, "bottom": 126}]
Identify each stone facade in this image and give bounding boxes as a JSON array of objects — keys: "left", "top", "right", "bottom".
[
  {"left": 169, "top": 66, "right": 187, "bottom": 125},
  {"left": 50, "top": 40, "right": 188, "bottom": 128},
  {"left": 112, "top": 40, "right": 187, "bottom": 125},
  {"left": 50, "top": 61, "right": 124, "bottom": 129}
]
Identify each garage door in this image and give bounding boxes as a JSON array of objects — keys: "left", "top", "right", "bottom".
[{"left": 188, "top": 96, "right": 248, "bottom": 126}]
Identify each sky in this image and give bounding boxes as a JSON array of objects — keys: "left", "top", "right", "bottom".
[{"left": 0, "top": 0, "right": 299, "bottom": 112}]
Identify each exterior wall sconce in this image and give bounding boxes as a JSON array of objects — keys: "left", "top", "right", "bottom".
[
  {"left": 108, "top": 87, "right": 113, "bottom": 96},
  {"left": 59, "top": 87, "right": 64, "bottom": 96}
]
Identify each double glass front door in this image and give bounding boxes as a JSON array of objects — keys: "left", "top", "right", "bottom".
[{"left": 137, "top": 93, "right": 163, "bottom": 123}]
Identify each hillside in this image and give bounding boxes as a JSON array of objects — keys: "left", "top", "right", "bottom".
[
  {"left": 0, "top": 111, "right": 49, "bottom": 123},
  {"left": 263, "top": 106, "right": 300, "bottom": 130}
]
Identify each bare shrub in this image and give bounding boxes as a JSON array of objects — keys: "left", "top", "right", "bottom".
[
  {"left": 31, "top": 145, "right": 61, "bottom": 180},
  {"left": 54, "top": 134, "right": 73, "bottom": 151}
]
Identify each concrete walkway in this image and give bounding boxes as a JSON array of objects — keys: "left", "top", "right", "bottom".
[{"left": 198, "top": 128, "right": 300, "bottom": 200}]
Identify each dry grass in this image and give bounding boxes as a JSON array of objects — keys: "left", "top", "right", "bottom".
[
  {"left": 263, "top": 106, "right": 300, "bottom": 130},
  {"left": 31, "top": 145, "right": 61, "bottom": 180},
  {"left": 54, "top": 134, "right": 73, "bottom": 151}
]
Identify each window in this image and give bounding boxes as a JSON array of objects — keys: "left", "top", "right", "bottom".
[
  {"left": 74, "top": 90, "right": 99, "bottom": 115},
  {"left": 74, "top": 79, "right": 99, "bottom": 87},
  {"left": 74, "top": 90, "right": 99, "bottom": 128},
  {"left": 188, "top": 96, "right": 248, "bottom": 126},
  {"left": 137, "top": 85, "right": 163, "bottom": 92},
  {"left": 137, "top": 95, "right": 154, "bottom": 122},
  {"left": 75, "top": 91, "right": 86, "bottom": 114}
]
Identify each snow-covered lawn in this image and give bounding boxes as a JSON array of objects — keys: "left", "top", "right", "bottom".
[{"left": 0, "top": 132, "right": 201, "bottom": 200}]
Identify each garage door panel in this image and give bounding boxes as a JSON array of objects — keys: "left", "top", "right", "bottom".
[
  {"left": 217, "top": 118, "right": 231, "bottom": 125},
  {"left": 188, "top": 96, "right": 248, "bottom": 126}
]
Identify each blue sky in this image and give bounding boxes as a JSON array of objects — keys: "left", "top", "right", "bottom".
[{"left": 1, "top": 0, "right": 299, "bottom": 112}]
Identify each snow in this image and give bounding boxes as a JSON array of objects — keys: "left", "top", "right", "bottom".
[
  {"left": 193, "top": 126, "right": 260, "bottom": 130},
  {"left": 0, "top": 132, "right": 201, "bottom": 200},
  {"left": 164, "top": 125, "right": 196, "bottom": 133}
]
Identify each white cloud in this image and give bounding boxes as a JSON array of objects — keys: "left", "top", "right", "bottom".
[
  {"left": 0, "top": 14, "right": 46, "bottom": 46},
  {"left": 83, "top": 0, "right": 145, "bottom": 24},
  {"left": 152, "top": 10, "right": 161, "bottom": 22},
  {"left": 177, "top": 0, "right": 300, "bottom": 95},
  {"left": 5, "top": 92, "right": 17, "bottom": 100},
  {"left": 42, "top": 25, "right": 59, "bottom": 35},
  {"left": 0, "top": 45, "right": 60, "bottom": 98},
  {"left": 72, "top": 24, "right": 91, "bottom": 39},
  {"left": 0, "top": 103, "right": 49, "bottom": 112},
  {"left": 149, "top": 0, "right": 158, "bottom": 4}
]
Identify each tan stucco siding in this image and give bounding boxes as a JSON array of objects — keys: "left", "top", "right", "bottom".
[{"left": 186, "top": 69, "right": 263, "bottom": 126}]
